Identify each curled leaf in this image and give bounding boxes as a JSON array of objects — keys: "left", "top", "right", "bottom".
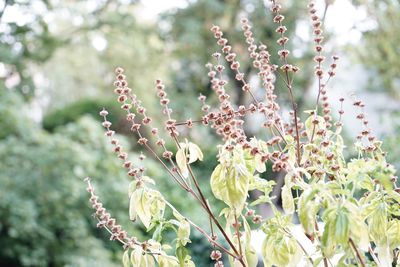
[
  {"left": 177, "top": 219, "right": 191, "bottom": 246},
  {"left": 176, "top": 141, "right": 203, "bottom": 178},
  {"left": 282, "top": 184, "right": 294, "bottom": 215},
  {"left": 210, "top": 164, "right": 250, "bottom": 212}
]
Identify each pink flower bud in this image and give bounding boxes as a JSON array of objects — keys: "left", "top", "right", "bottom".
[
  {"left": 99, "top": 109, "right": 109, "bottom": 117},
  {"left": 162, "top": 151, "right": 173, "bottom": 159},
  {"left": 102, "top": 121, "right": 112, "bottom": 128},
  {"left": 123, "top": 161, "right": 132, "bottom": 169},
  {"left": 138, "top": 138, "right": 148, "bottom": 145},
  {"left": 115, "top": 67, "right": 124, "bottom": 74},
  {"left": 105, "top": 130, "right": 115, "bottom": 137},
  {"left": 210, "top": 250, "right": 222, "bottom": 260}
]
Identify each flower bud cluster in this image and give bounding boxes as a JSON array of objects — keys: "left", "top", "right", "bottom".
[
  {"left": 113, "top": 68, "right": 173, "bottom": 160},
  {"left": 211, "top": 21, "right": 287, "bottom": 158},
  {"left": 99, "top": 108, "right": 144, "bottom": 178},
  {"left": 84, "top": 177, "right": 130, "bottom": 243},
  {"left": 198, "top": 93, "right": 210, "bottom": 113},
  {"left": 319, "top": 83, "right": 332, "bottom": 128},
  {"left": 204, "top": 61, "right": 248, "bottom": 146},
  {"left": 308, "top": 2, "right": 325, "bottom": 79},
  {"left": 353, "top": 98, "right": 377, "bottom": 152},
  {"left": 211, "top": 25, "right": 249, "bottom": 92},
  {"left": 239, "top": 18, "right": 284, "bottom": 134},
  {"left": 155, "top": 79, "right": 179, "bottom": 139},
  {"left": 270, "top": 0, "right": 298, "bottom": 73}
]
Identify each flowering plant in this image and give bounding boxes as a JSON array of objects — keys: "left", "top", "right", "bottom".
[{"left": 84, "top": 1, "right": 400, "bottom": 266}]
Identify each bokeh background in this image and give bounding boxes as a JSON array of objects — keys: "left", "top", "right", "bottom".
[{"left": 0, "top": 0, "right": 399, "bottom": 266}]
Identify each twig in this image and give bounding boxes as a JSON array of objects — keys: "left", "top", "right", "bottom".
[
  {"left": 314, "top": 221, "right": 329, "bottom": 267},
  {"left": 349, "top": 238, "right": 366, "bottom": 267},
  {"left": 368, "top": 246, "right": 380, "bottom": 266},
  {"left": 234, "top": 213, "right": 244, "bottom": 261},
  {"left": 163, "top": 200, "right": 237, "bottom": 259},
  {"left": 282, "top": 228, "right": 314, "bottom": 265}
]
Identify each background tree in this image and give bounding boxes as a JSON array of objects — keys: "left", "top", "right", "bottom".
[
  {"left": 351, "top": 0, "right": 400, "bottom": 99},
  {"left": 160, "top": 0, "right": 321, "bottom": 125}
]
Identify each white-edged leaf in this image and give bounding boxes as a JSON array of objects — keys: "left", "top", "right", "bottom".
[
  {"left": 123, "top": 250, "right": 130, "bottom": 267},
  {"left": 210, "top": 164, "right": 249, "bottom": 211},
  {"left": 282, "top": 184, "right": 295, "bottom": 215},
  {"left": 176, "top": 148, "right": 188, "bottom": 178},
  {"left": 188, "top": 142, "right": 203, "bottom": 163},
  {"left": 177, "top": 219, "right": 191, "bottom": 246}
]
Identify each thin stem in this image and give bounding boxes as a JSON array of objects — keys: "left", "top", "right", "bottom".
[
  {"left": 271, "top": 0, "right": 302, "bottom": 166},
  {"left": 163, "top": 200, "right": 237, "bottom": 259},
  {"left": 168, "top": 131, "right": 246, "bottom": 266},
  {"left": 207, "top": 199, "right": 216, "bottom": 244},
  {"left": 187, "top": 218, "right": 237, "bottom": 259},
  {"left": 282, "top": 228, "right": 314, "bottom": 265},
  {"left": 393, "top": 249, "right": 399, "bottom": 266},
  {"left": 186, "top": 166, "right": 246, "bottom": 267},
  {"left": 314, "top": 221, "right": 329, "bottom": 267},
  {"left": 368, "top": 246, "right": 381, "bottom": 266},
  {"left": 283, "top": 70, "right": 301, "bottom": 166},
  {"left": 136, "top": 133, "right": 207, "bottom": 211},
  {"left": 234, "top": 213, "right": 244, "bottom": 260},
  {"left": 349, "top": 238, "right": 366, "bottom": 267}
]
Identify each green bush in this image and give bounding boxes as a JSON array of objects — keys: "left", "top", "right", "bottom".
[
  {"left": 42, "top": 99, "right": 126, "bottom": 133},
  {"left": 0, "top": 91, "right": 141, "bottom": 266},
  {"left": 0, "top": 91, "right": 216, "bottom": 266}
]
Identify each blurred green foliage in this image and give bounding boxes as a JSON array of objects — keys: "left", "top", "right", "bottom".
[
  {"left": 0, "top": 90, "right": 217, "bottom": 266},
  {"left": 351, "top": 0, "right": 400, "bottom": 99},
  {"left": 0, "top": 91, "right": 138, "bottom": 266},
  {"left": 1, "top": 0, "right": 400, "bottom": 266},
  {"left": 42, "top": 99, "right": 125, "bottom": 132},
  {"left": 161, "top": 0, "right": 315, "bottom": 115}
]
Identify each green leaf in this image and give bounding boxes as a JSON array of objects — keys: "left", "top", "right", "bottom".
[
  {"left": 130, "top": 188, "right": 165, "bottom": 229},
  {"left": 176, "top": 141, "right": 203, "bottom": 178},
  {"left": 175, "top": 245, "right": 188, "bottom": 266},
  {"left": 262, "top": 233, "right": 301, "bottom": 267},
  {"left": 335, "top": 208, "right": 350, "bottom": 244},
  {"left": 298, "top": 189, "right": 319, "bottom": 234},
  {"left": 346, "top": 202, "right": 369, "bottom": 251},
  {"left": 368, "top": 202, "right": 388, "bottom": 246},
  {"left": 130, "top": 248, "right": 143, "bottom": 266},
  {"left": 158, "top": 254, "right": 180, "bottom": 267},
  {"left": 188, "top": 142, "right": 203, "bottom": 163},
  {"left": 245, "top": 243, "right": 258, "bottom": 267},
  {"left": 210, "top": 164, "right": 249, "bottom": 211},
  {"left": 129, "top": 190, "right": 138, "bottom": 221},
  {"left": 177, "top": 219, "right": 191, "bottom": 246},
  {"left": 142, "top": 254, "right": 156, "bottom": 267},
  {"left": 388, "top": 219, "right": 400, "bottom": 249},
  {"left": 281, "top": 184, "right": 294, "bottom": 215},
  {"left": 321, "top": 220, "right": 337, "bottom": 258},
  {"left": 176, "top": 147, "right": 188, "bottom": 178},
  {"left": 123, "top": 250, "right": 130, "bottom": 267}
]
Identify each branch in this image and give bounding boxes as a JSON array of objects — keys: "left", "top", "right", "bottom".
[{"left": 349, "top": 238, "right": 366, "bottom": 267}]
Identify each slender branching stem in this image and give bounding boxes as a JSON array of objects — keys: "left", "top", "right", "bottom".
[
  {"left": 349, "top": 238, "right": 366, "bottom": 267},
  {"left": 368, "top": 246, "right": 381, "bottom": 266},
  {"left": 163, "top": 200, "right": 236, "bottom": 259},
  {"left": 168, "top": 132, "right": 246, "bottom": 266},
  {"left": 234, "top": 213, "right": 244, "bottom": 260},
  {"left": 282, "top": 228, "right": 314, "bottom": 265},
  {"left": 314, "top": 221, "right": 329, "bottom": 267}
]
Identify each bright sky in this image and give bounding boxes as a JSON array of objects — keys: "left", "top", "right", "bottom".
[
  {"left": 1, "top": 0, "right": 373, "bottom": 49},
  {"left": 138, "top": 0, "right": 372, "bottom": 45}
]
